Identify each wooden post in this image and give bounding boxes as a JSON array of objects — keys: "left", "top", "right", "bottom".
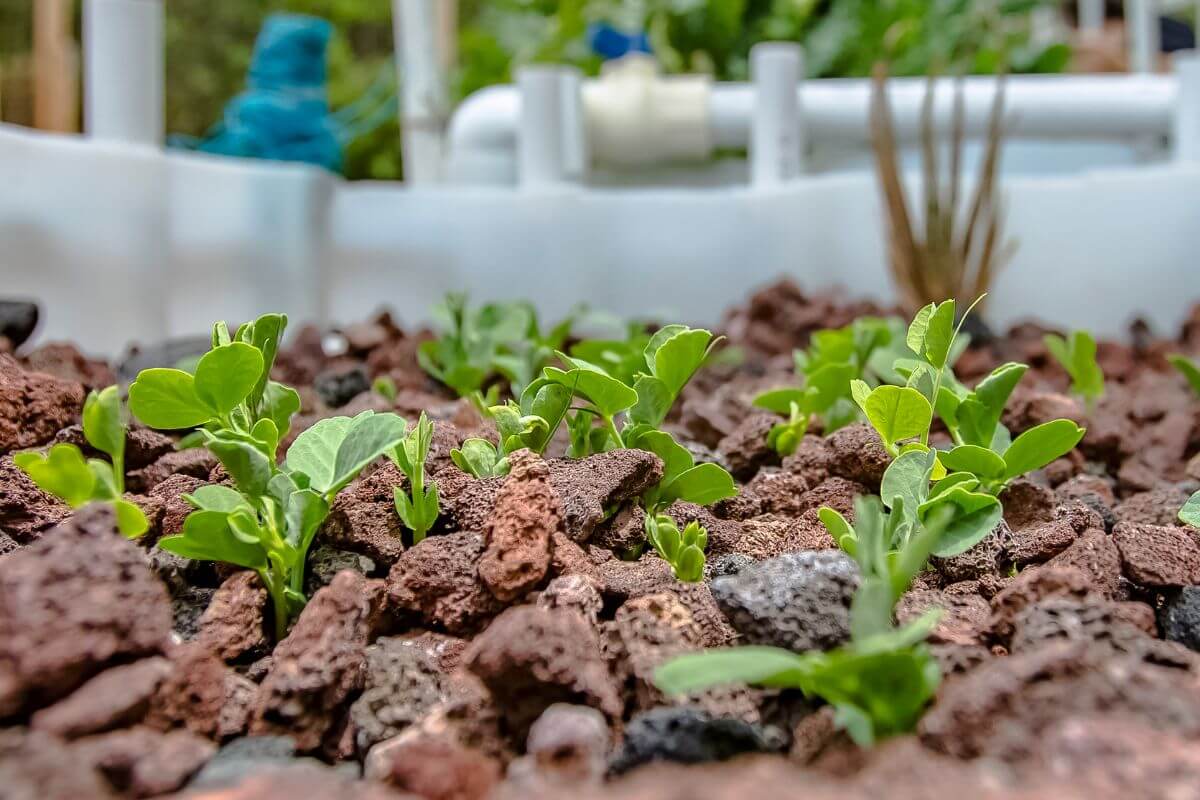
[{"left": 33, "top": 0, "right": 79, "bottom": 132}]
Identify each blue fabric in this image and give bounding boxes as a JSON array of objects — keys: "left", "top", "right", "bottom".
[
  {"left": 172, "top": 14, "right": 400, "bottom": 173},
  {"left": 588, "top": 22, "right": 652, "bottom": 60}
]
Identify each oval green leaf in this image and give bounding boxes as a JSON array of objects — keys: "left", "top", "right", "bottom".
[
  {"left": 128, "top": 368, "right": 213, "bottom": 430},
  {"left": 193, "top": 342, "right": 265, "bottom": 417},
  {"left": 863, "top": 385, "right": 932, "bottom": 447}
]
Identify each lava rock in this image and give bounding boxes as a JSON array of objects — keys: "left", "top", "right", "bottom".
[
  {"left": 147, "top": 643, "right": 256, "bottom": 741},
  {"left": 716, "top": 413, "right": 778, "bottom": 480},
  {"left": 609, "top": 707, "right": 783, "bottom": 774},
  {"left": 349, "top": 637, "right": 445, "bottom": 754},
  {"left": 305, "top": 544, "right": 375, "bottom": 596},
  {"left": 30, "top": 657, "right": 172, "bottom": 739},
  {"left": 0, "top": 454, "right": 71, "bottom": 542},
  {"left": 387, "top": 531, "right": 504, "bottom": 635},
  {"left": 0, "top": 505, "right": 171, "bottom": 716},
  {"left": 186, "top": 735, "right": 301, "bottom": 790},
  {"left": 709, "top": 553, "right": 754, "bottom": 576},
  {"left": 368, "top": 733, "right": 501, "bottom": 800},
  {"left": 196, "top": 571, "right": 268, "bottom": 663},
  {"left": 0, "top": 353, "right": 84, "bottom": 452},
  {"left": 463, "top": 605, "right": 622, "bottom": 738},
  {"left": 73, "top": 725, "right": 215, "bottom": 798},
  {"left": 526, "top": 704, "right": 609, "bottom": 781},
  {"left": 1113, "top": 522, "right": 1200, "bottom": 587},
  {"left": 480, "top": 450, "right": 559, "bottom": 602},
  {"left": 824, "top": 423, "right": 890, "bottom": 490},
  {"left": 321, "top": 462, "right": 407, "bottom": 566},
  {"left": 710, "top": 550, "right": 859, "bottom": 652},
  {"left": 0, "top": 727, "right": 116, "bottom": 798},
  {"left": 313, "top": 365, "right": 370, "bottom": 409},
  {"left": 1160, "top": 586, "right": 1200, "bottom": 652},
  {"left": 537, "top": 573, "right": 605, "bottom": 624}
]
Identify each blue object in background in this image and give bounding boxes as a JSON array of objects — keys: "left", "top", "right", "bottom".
[
  {"left": 170, "top": 14, "right": 397, "bottom": 173},
  {"left": 588, "top": 22, "right": 652, "bottom": 61}
]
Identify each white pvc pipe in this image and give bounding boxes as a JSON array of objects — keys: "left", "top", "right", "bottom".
[
  {"left": 1173, "top": 52, "right": 1200, "bottom": 162},
  {"left": 750, "top": 43, "right": 804, "bottom": 187},
  {"left": 517, "top": 66, "right": 569, "bottom": 188},
  {"left": 394, "top": 0, "right": 448, "bottom": 184},
  {"left": 560, "top": 68, "right": 588, "bottom": 181},
  {"left": 83, "top": 0, "right": 163, "bottom": 145},
  {"left": 1126, "top": 0, "right": 1160, "bottom": 74},
  {"left": 1078, "top": 0, "right": 1106, "bottom": 32}
]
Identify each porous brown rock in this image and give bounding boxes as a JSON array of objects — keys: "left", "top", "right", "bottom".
[
  {"left": 370, "top": 733, "right": 501, "bottom": 800},
  {"left": 538, "top": 573, "right": 605, "bottom": 624},
  {"left": 321, "top": 461, "right": 406, "bottom": 565},
  {"left": 30, "top": 657, "right": 172, "bottom": 738},
  {"left": 595, "top": 556, "right": 736, "bottom": 647},
  {"left": 741, "top": 469, "right": 811, "bottom": 516},
  {"left": 21, "top": 341, "right": 115, "bottom": 388},
  {"left": 349, "top": 636, "right": 446, "bottom": 754},
  {"left": 1112, "top": 521, "right": 1200, "bottom": 587},
  {"left": 73, "top": 725, "right": 216, "bottom": 798},
  {"left": 463, "top": 605, "right": 622, "bottom": 737},
  {"left": 148, "top": 474, "right": 205, "bottom": 538},
  {"left": 388, "top": 531, "right": 504, "bottom": 634},
  {"left": 507, "top": 704, "right": 610, "bottom": 789},
  {"left": 127, "top": 449, "right": 218, "bottom": 494},
  {"left": 146, "top": 643, "right": 255, "bottom": 741},
  {"left": 1113, "top": 485, "right": 1194, "bottom": 527},
  {"left": 0, "top": 726, "right": 117, "bottom": 799},
  {"left": 0, "top": 353, "right": 85, "bottom": 452},
  {"left": 196, "top": 571, "right": 268, "bottom": 663},
  {"left": 0, "top": 505, "right": 171, "bottom": 717},
  {"left": 479, "top": 450, "right": 559, "bottom": 602},
  {"left": 251, "top": 571, "right": 383, "bottom": 751},
  {"left": 824, "top": 423, "right": 890, "bottom": 490},
  {"left": 716, "top": 412, "right": 779, "bottom": 480},
  {"left": 896, "top": 589, "right": 989, "bottom": 647},
  {"left": 1045, "top": 527, "right": 1123, "bottom": 598}
]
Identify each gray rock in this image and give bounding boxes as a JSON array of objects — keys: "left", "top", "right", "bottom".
[
  {"left": 314, "top": 365, "right": 370, "bottom": 409},
  {"left": 710, "top": 550, "right": 859, "bottom": 652},
  {"left": 187, "top": 735, "right": 302, "bottom": 790},
  {"left": 609, "top": 707, "right": 783, "bottom": 774},
  {"left": 349, "top": 637, "right": 445, "bottom": 754},
  {"left": 305, "top": 544, "right": 375, "bottom": 597},
  {"left": 0, "top": 300, "right": 38, "bottom": 348},
  {"left": 1161, "top": 586, "right": 1200, "bottom": 652},
  {"left": 708, "top": 553, "right": 754, "bottom": 577}
]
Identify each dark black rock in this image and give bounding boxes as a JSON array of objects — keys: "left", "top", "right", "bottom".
[
  {"left": 609, "top": 707, "right": 783, "bottom": 774},
  {"left": 314, "top": 365, "right": 370, "bottom": 409},
  {"left": 304, "top": 544, "right": 376, "bottom": 596},
  {"left": 710, "top": 550, "right": 858, "bottom": 652},
  {"left": 0, "top": 300, "right": 39, "bottom": 349},
  {"left": 708, "top": 553, "right": 754, "bottom": 577},
  {"left": 1161, "top": 586, "right": 1200, "bottom": 652},
  {"left": 1070, "top": 491, "right": 1116, "bottom": 533}
]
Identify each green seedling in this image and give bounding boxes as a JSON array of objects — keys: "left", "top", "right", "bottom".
[
  {"left": 655, "top": 495, "right": 952, "bottom": 747},
  {"left": 1168, "top": 354, "right": 1200, "bottom": 397},
  {"left": 162, "top": 409, "right": 407, "bottom": 640},
  {"left": 1180, "top": 491, "right": 1200, "bottom": 528},
  {"left": 754, "top": 316, "right": 898, "bottom": 446},
  {"left": 14, "top": 386, "right": 148, "bottom": 538},
  {"left": 372, "top": 375, "right": 398, "bottom": 402},
  {"left": 855, "top": 298, "right": 1084, "bottom": 496},
  {"left": 418, "top": 293, "right": 573, "bottom": 402},
  {"left": 451, "top": 377, "right": 573, "bottom": 477},
  {"left": 389, "top": 413, "right": 439, "bottom": 544},
  {"left": 645, "top": 513, "right": 707, "bottom": 583},
  {"left": 128, "top": 314, "right": 301, "bottom": 460},
  {"left": 1044, "top": 330, "right": 1104, "bottom": 410}
]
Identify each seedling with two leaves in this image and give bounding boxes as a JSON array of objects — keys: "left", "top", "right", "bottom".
[
  {"left": 1044, "top": 330, "right": 1104, "bottom": 411},
  {"left": 753, "top": 317, "right": 899, "bottom": 455},
  {"left": 451, "top": 377, "right": 573, "bottom": 478},
  {"left": 389, "top": 412, "right": 440, "bottom": 544},
  {"left": 655, "top": 494, "right": 952, "bottom": 747},
  {"left": 15, "top": 386, "right": 149, "bottom": 537},
  {"left": 855, "top": 298, "right": 1085, "bottom": 499},
  {"left": 644, "top": 513, "right": 707, "bottom": 582}
]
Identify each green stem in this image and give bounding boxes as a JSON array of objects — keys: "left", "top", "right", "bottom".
[
  {"left": 262, "top": 569, "right": 290, "bottom": 642},
  {"left": 603, "top": 415, "right": 624, "bottom": 450}
]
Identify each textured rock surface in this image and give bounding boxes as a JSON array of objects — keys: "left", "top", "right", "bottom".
[
  {"left": 30, "top": 657, "right": 172, "bottom": 738},
  {"left": 609, "top": 707, "right": 783, "bottom": 774},
  {"left": 463, "top": 605, "right": 622, "bottom": 737},
  {"left": 73, "top": 725, "right": 216, "bottom": 798},
  {"left": 0, "top": 506, "right": 171, "bottom": 716},
  {"left": 387, "top": 531, "right": 504, "bottom": 634},
  {"left": 0, "top": 726, "right": 117, "bottom": 799},
  {"left": 0, "top": 353, "right": 84, "bottom": 451},
  {"left": 196, "top": 571, "right": 268, "bottom": 663},
  {"left": 479, "top": 450, "right": 559, "bottom": 601},
  {"left": 251, "top": 572, "right": 382, "bottom": 751},
  {"left": 1112, "top": 522, "right": 1200, "bottom": 587},
  {"left": 710, "top": 550, "right": 859, "bottom": 652},
  {"left": 1160, "top": 585, "right": 1200, "bottom": 652},
  {"left": 0, "top": 455, "right": 71, "bottom": 542},
  {"left": 349, "top": 637, "right": 445, "bottom": 754},
  {"left": 147, "top": 643, "right": 256, "bottom": 741}
]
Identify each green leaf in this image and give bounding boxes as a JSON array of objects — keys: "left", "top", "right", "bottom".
[
  {"left": 938, "top": 445, "right": 1007, "bottom": 481},
  {"left": 451, "top": 438, "right": 502, "bottom": 478},
  {"left": 112, "top": 498, "right": 149, "bottom": 538},
  {"left": 262, "top": 382, "right": 301, "bottom": 439},
  {"left": 850, "top": 379, "right": 872, "bottom": 412},
  {"left": 193, "top": 343, "right": 264, "bottom": 417},
  {"left": 651, "top": 328, "right": 713, "bottom": 397},
  {"left": 186, "top": 484, "right": 251, "bottom": 513},
  {"left": 818, "top": 507, "right": 855, "bottom": 553},
  {"left": 1169, "top": 355, "right": 1200, "bottom": 396},
  {"left": 630, "top": 375, "right": 673, "bottom": 427},
  {"left": 1180, "top": 490, "right": 1200, "bottom": 528},
  {"left": 955, "top": 363, "right": 1027, "bottom": 447},
  {"left": 239, "top": 313, "right": 287, "bottom": 409},
  {"left": 545, "top": 360, "right": 638, "bottom": 418},
  {"left": 13, "top": 444, "right": 96, "bottom": 507},
  {"left": 863, "top": 386, "right": 933, "bottom": 448},
  {"left": 906, "top": 303, "right": 935, "bottom": 354},
  {"left": 664, "top": 463, "right": 738, "bottom": 507},
  {"left": 285, "top": 416, "right": 355, "bottom": 493},
  {"left": 327, "top": 412, "right": 408, "bottom": 497},
  {"left": 753, "top": 387, "right": 808, "bottom": 416},
  {"left": 879, "top": 449, "right": 935, "bottom": 519},
  {"left": 82, "top": 386, "right": 125, "bottom": 463},
  {"left": 654, "top": 646, "right": 813, "bottom": 695},
  {"left": 629, "top": 429, "right": 694, "bottom": 485},
  {"left": 128, "top": 369, "right": 213, "bottom": 429},
  {"left": 205, "top": 435, "right": 273, "bottom": 498},
  {"left": 675, "top": 545, "right": 705, "bottom": 582},
  {"left": 922, "top": 301, "right": 957, "bottom": 369},
  {"left": 920, "top": 487, "right": 1003, "bottom": 557},
  {"left": 161, "top": 510, "right": 267, "bottom": 570},
  {"left": 1001, "top": 419, "right": 1086, "bottom": 481},
  {"left": 284, "top": 488, "right": 329, "bottom": 553}
]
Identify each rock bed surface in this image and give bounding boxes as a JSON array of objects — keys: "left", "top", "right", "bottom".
[{"left": 4, "top": 282, "right": 1200, "bottom": 798}]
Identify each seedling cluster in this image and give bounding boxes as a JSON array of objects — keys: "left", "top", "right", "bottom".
[{"left": 1044, "top": 329, "right": 1104, "bottom": 410}]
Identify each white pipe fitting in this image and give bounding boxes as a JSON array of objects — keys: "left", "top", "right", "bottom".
[
  {"left": 1125, "top": 0, "right": 1160, "bottom": 74},
  {"left": 750, "top": 43, "right": 805, "bottom": 187},
  {"left": 1078, "top": 0, "right": 1106, "bottom": 33},
  {"left": 83, "top": 0, "right": 163, "bottom": 145},
  {"left": 394, "top": 0, "right": 449, "bottom": 184},
  {"left": 518, "top": 66, "right": 569, "bottom": 188},
  {"left": 1173, "top": 52, "right": 1200, "bottom": 162},
  {"left": 581, "top": 54, "right": 713, "bottom": 168}
]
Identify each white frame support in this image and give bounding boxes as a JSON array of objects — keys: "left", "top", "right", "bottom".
[
  {"left": 750, "top": 42, "right": 805, "bottom": 187},
  {"left": 83, "top": 0, "right": 163, "bottom": 145},
  {"left": 1126, "top": 0, "right": 1160, "bottom": 74},
  {"left": 517, "top": 65, "right": 574, "bottom": 189},
  {"left": 1174, "top": 51, "right": 1200, "bottom": 163},
  {"left": 394, "top": 0, "right": 450, "bottom": 184}
]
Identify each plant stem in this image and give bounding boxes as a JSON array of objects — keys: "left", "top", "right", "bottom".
[
  {"left": 603, "top": 415, "right": 624, "bottom": 449},
  {"left": 262, "top": 569, "right": 289, "bottom": 642}
]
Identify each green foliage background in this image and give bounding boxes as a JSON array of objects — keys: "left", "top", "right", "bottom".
[{"left": 1, "top": 0, "right": 1072, "bottom": 180}]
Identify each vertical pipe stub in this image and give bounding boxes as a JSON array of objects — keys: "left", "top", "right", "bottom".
[
  {"left": 1173, "top": 51, "right": 1200, "bottom": 162},
  {"left": 1125, "top": 0, "right": 1160, "bottom": 74},
  {"left": 83, "top": 0, "right": 164, "bottom": 145},
  {"left": 750, "top": 42, "right": 805, "bottom": 188},
  {"left": 518, "top": 65, "right": 569, "bottom": 188}
]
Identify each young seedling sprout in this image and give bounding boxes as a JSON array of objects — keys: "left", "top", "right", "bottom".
[
  {"left": 645, "top": 513, "right": 707, "bottom": 582},
  {"left": 1044, "top": 330, "right": 1104, "bottom": 411},
  {"left": 390, "top": 412, "right": 440, "bottom": 544},
  {"left": 15, "top": 385, "right": 148, "bottom": 537}
]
